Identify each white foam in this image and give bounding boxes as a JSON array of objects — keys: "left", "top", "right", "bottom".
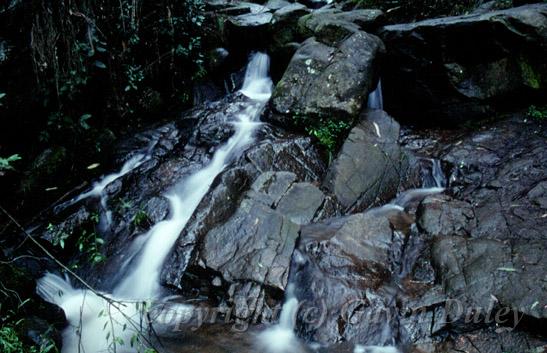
[
  {"left": 37, "top": 52, "right": 274, "bottom": 353},
  {"left": 257, "top": 287, "right": 304, "bottom": 353}
]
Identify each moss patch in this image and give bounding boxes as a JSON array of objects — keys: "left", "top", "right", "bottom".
[{"left": 519, "top": 58, "right": 542, "bottom": 89}]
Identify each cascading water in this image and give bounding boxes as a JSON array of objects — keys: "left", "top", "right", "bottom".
[
  {"left": 64, "top": 153, "right": 149, "bottom": 231},
  {"left": 37, "top": 52, "right": 273, "bottom": 353},
  {"left": 367, "top": 79, "right": 383, "bottom": 110},
  {"left": 256, "top": 285, "right": 304, "bottom": 353}
]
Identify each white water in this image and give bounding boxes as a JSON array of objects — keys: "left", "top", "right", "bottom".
[
  {"left": 257, "top": 285, "right": 304, "bottom": 353},
  {"left": 67, "top": 153, "right": 149, "bottom": 230},
  {"left": 240, "top": 54, "right": 273, "bottom": 102},
  {"left": 367, "top": 79, "right": 383, "bottom": 110},
  {"left": 37, "top": 52, "right": 273, "bottom": 353},
  {"left": 393, "top": 187, "right": 445, "bottom": 208},
  {"left": 354, "top": 345, "right": 400, "bottom": 353}
]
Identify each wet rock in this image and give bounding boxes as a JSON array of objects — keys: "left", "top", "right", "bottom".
[
  {"left": 432, "top": 326, "right": 547, "bottom": 353},
  {"left": 293, "top": 210, "right": 407, "bottom": 345},
  {"left": 208, "top": 0, "right": 265, "bottom": 15},
  {"left": 528, "top": 181, "right": 547, "bottom": 209},
  {"left": 265, "top": 0, "right": 291, "bottom": 11},
  {"left": 41, "top": 207, "right": 91, "bottom": 243},
  {"left": 270, "top": 31, "right": 384, "bottom": 124},
  {"left": 323, "top": 110, "right": 409, "bottom": 212},
  {"left": 276, "top": 181, "right": 325, "bottom": 225},
  {"left": 417, "top": 195, "right": 474, "bottom": 237},
  {"left": 245, "top": 135, "right": 326, "bottom": 182},
  {"left": 161, "top": 133, "right": 327, "bottom": 293},
  {"left": 170, "top": 170, "right": 329, "bottom": 321},
  {"left": 298, "top": 9, "right": 384, "bottom": 45},
  {"left": 442, "top": 116, "right": 547, "bottom": 241},
  {"left": 269, "top": 3, "right": 311, "bottom": 78},
  {"left": 160, "top": 323, "right": 259, "bottom": 353},
  {"left": 380, "top": 4, "right": 547, "bottom": 124},
  {"left": 432, "top": 236, "right": 547, "bottom": 320},
  {"left": 200, "top": 191, "right": 300, "bottom": 290}
]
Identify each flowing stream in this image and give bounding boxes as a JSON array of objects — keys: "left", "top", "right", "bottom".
[
  {"left": 37, "top": 61, "right": 446, "bottom": 353},
  {"left": 37, "top": 53, "right": 273, "bottom": 353}
]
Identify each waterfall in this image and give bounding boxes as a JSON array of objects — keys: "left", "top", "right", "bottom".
[
  {"left": 367, "top": 79, "right": 383, "bottom": 110},
  {"left": 240, "top": 53, "right": 273, "bottom": 102},
  {"left": 256, "top": 285, "right": 305, "bottom": 353},
  {"left": 37, "top": 52, "right": 273, "bottom": 353}
]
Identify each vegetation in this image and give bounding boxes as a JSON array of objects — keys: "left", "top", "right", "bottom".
[
  {"left": 0, "top": 154, "right": 22, "bottom": 173},
  {"left": 0, "top": 321, "right": 57, "bottom": 353},
  {"left": 0, "top": 253, "right": 61, "bottom": 353},
  {"left": 294, "top": 114, "right": 352, "bottom": 160},
  {"left": 0, "top": 0, "right": 208, "bottom": 216},
  {"left": 527, "top": 105, "right": 547, "bottom": 121}
]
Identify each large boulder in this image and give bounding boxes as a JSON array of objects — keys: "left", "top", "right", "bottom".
[
  {"left": 269, "top": 3, "right": 312, "bottom": 80},
  {"left": 298, "top": 8, "right": 385, "bottom": 45},
  {"left": 323, "top": 110, "right": 410, "bottom": 212},
  {"left": 380, "top": 4, "right": 547, "bottom": 124},
  {"left": 270, "top": 31, "right": 385, "bottom": 125}
]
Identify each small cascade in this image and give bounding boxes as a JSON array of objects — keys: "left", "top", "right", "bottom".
[
  {"left": 256, "top": 285, "right": 306, "bottom": 353},
  {"left": 420, "top": 158, "right": 446, "bottom": 188},
  {"left": 261, "top": 154, "right": 448, "bottom": 353},
  {"left": 367, "top": 79, "right": 383, "bottom": 110},
  {"left": 63, "top": 153, "right": 149, "bottom": 231},
  {"left": 37, "top": 52, "right": 273, "bottom": 353},
  {"left": 240, "top": 53, "right": 273, "bottom": 102},
  {"left": 393, "top": 157, "right": 446, "bottom": 208}
]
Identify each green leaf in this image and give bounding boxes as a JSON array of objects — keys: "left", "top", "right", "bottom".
[{"left": 0, "top": 154, "right": 22, "bottom": 171}]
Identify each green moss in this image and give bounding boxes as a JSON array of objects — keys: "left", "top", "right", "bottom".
[
  {"left": 293, "top": 113, "right": 351, "bottom": 160},
  {"left": 527, "top": 105, "right": 547, "bottom": 121},
  {"left": 519, "top": 58, "right": 542, "bottom": 89}
]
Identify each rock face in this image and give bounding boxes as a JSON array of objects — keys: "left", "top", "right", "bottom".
[
  {"left": 433, "top": 236, "right": 547, "bottom": 320},
  {"left": 323, "top": 110, "right": 409, "bottom": 212},
  {"left": 443, "top": 116, "right": 547, "bottom": 241},
  {"left": 417, "top": 195, "right": 474, "bottom": 237},
  {"left": 398, "top": 114, "right": 547, "bottom": 351},
  {"left": 175, "top": 170, "right": 328, "bottom": 322},
  {"left": 380, "top": 4, "right": 547, "bottom": 124},
  {"left": 293, "top": 210, "right": 407, "bottom": 345},
  {"left": 198, "top": 172, "right": 325, "bottom": 290},
  {"left": 270, "top": 31, "right": 385, "bottom": 124}
]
